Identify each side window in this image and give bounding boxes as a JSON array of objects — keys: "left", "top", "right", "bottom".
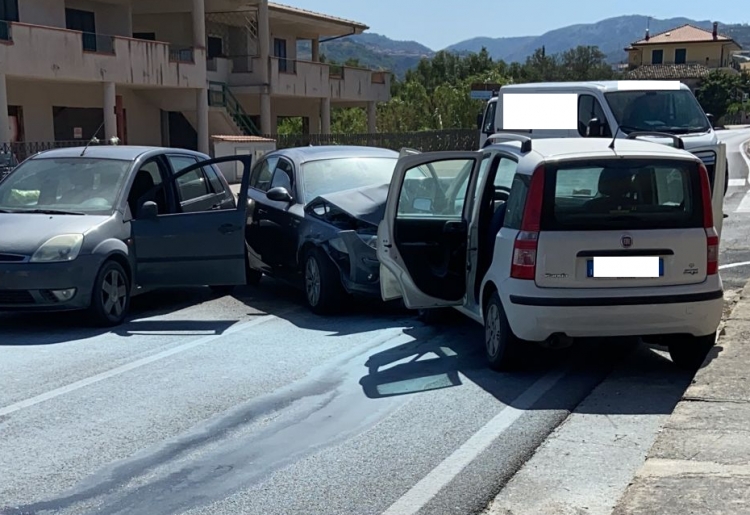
[
  {"left": 503, "top": 174, "right": 530, "bottom": 229},
  {"left": 167, "top": 155, "right": 210, "bottom": 203},
  {"left": 482, "top": 101, "right": 497, "bottom": 134},
  {"left": 578, "top": 94, "right": 612, "bottom": 137},
  {"left": 270, "top": 159, "right": 294, "bottom": 193},
  {"left": 494, "top": 158, "right": 518, "bottom": 189},
  {"left": 203, "top": 165, "right": 226, "bottom": 194},
  {"left": 128, "top": 157, "right": 169, "bottom": 217},
  {"left": 250, "top": 157, "right": 278, "bottom": 192},
  {"left": 398, "top": 158, "right": 476, "bottom": 218}
]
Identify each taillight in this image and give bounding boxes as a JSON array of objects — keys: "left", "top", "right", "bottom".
[
  {"left": 699, "top": 163, "right": 719, "bottom": 275},
  {"left": 511, "top": 166, "right": 545, "bottom": 280},
  {"left": 706, "top": 228, "right": 719, "bottom": 275}
]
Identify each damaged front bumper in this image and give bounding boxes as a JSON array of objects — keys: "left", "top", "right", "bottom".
[{"left": 321, "top": 230, "right": 381, "bottom": 297}]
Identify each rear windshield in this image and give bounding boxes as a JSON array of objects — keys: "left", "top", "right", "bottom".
[{"left": 541, "top": 159, "right": 704, "bottom": 231}]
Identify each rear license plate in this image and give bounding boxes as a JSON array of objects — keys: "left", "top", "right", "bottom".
[{"left": 587, "top": 256, "right": 664, "bottom": 278}]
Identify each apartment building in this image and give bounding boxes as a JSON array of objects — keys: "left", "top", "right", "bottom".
[{"left": 0, "top": 0, "right": 391, "bottom": 154}]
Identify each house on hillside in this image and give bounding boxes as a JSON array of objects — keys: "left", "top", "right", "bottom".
[
  {"left": 624, "top": 22, "right": 742, "bottom": 90},
  {"left": 0, "top": 0, "right": 390, "bottom": 154}
]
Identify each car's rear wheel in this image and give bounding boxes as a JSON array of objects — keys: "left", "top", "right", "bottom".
[
  {"left": 484, "top": 292, "right": 523, "bottom": 371},
  {"left": 304, "top": 247, "right": 345, "bottom": 315},
  {"left": 89, "top": 260, "right": 130, "bottom": 327},
  {"left": 668, "top": 332, "right": 716, "bottom": 370}
]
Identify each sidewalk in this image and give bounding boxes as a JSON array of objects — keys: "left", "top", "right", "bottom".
[{"left": 612, "top": 282, "right": 750, "bottom": 514}]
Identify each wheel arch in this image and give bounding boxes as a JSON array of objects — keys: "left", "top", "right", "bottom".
[{"left": 481, "top": 280, "right": 499, "bottom": 317}]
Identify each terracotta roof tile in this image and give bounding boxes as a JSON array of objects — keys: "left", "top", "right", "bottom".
[
  {"left": 269, "top": 3, "right": 368, "bottom": 29},
  {"left": 624, "top": 63, "right": 711, "bottom": 80},
  {"left": 632, "top": 24, "right": 733, "bottom": 45},
  {"left": 211, "top": 135, "right": 277, "bottom": 143}
]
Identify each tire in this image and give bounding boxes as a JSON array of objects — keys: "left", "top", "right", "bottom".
[
  {"left": 484, "top": 292, "right": 523, "bottom": 371},
  {"left": 668, "top": 332, "right": 716, "bottom": 370},
  {"left": 210, "top": 285, "right": 236, "bottom": 296},
  {"left": 303, "top": 247, "right": 345, "bottom": 315},
  {"left": 89, "top": 260, "right": 131, "bottom": 327}
]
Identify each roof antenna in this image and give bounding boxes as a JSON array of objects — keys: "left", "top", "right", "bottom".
[
  {"left": 80, "top": 120, "right": 106, "bottom": 156},
  {"left": 608, "top": 125, "right": 623, "bottom": 150}
]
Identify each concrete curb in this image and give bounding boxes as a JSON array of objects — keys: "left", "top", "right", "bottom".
[{"left": 612, "top": 281, "right": 750, "bottom": 515}]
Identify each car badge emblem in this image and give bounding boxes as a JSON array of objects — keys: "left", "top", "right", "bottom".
[{"left": 621, "top": 235, "right": 633, "bottom": 248}]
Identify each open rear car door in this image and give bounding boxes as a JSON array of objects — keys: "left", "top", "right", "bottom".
[{"left": 377, "top": 151, "right": 484, "bottom": 309}]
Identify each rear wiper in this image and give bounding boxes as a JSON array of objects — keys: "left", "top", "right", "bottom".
[{"left": 16, "top": 208, "right": 86, "bottom": 216}]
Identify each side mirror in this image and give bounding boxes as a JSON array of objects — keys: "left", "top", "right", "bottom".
[
  {"left": 587, "top": 118, "right": 603, "bottom": 137},
  {"left": 477, "top": 113, "right": 484, "bottom": 131},
  {"left": 706, "top": 113, "right": 715, "bottom": 127},
  {"left": 266, "top": 187, "right": 293, "bottom": 203},
  {"left": 139, "top": 201, "right": 158, "bottom": 220}
]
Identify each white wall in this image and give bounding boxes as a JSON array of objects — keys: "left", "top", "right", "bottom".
[
  {"left": 19, "top": 0, "right": 65, "bottom": 27},
  {"left": 6, "top": 80, "right": 162, "bottom": 145},
  {"left": 132, "top": 12, "right": 192, "bottom": 45}
]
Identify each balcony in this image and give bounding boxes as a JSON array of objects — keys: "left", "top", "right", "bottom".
[
  {"left": 0, "top": 22, "right": 205, "bottom": 88},
  {"left": 330, "top": 66, "right": 390, "bottom": 103},
  {"left": 270, "top": 57, "right": 329, "bottom": 97}
]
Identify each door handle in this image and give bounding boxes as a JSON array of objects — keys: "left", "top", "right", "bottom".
[
  {"left": 257, "top": 208, "right": 268, "bottom": 216},
  {"left": 219, "top": 223, "right": 240, "bottom": 234}
]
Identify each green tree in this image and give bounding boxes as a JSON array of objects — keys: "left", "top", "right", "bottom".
[{"left": 696, "top": 70, "right": 745, "bottom": 121}]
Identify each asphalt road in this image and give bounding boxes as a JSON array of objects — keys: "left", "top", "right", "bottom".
[
  {"left": 2, "top": 132, "right": 749, "bottom": 515},
  {"left": 717, "top": 128, "right": 750, "bottom": 293}
]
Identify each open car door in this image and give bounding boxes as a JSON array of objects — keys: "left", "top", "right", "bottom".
[
  {"left": 377, "top": 151, "right": 484, "bottom": 309},
  {"left": 131, "top": 155, "right": 252, "bottom": 288},
  {"left": 713, "top": 143, "right": 726, "bottom": 238}
]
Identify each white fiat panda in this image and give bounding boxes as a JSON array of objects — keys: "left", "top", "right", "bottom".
[{"left": 378, "top": 134, "right": 724, "bottom": 371}]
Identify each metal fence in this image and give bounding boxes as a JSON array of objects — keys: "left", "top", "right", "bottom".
[
  {"left": 1, "top": 140, "right": 113, "bottom": 164},
  {"left": 262, "top": 129, "right": 480, "bottom": 152}
]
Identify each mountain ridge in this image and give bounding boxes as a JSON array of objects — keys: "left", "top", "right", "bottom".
[{"left": 308, "top": 15, "right": 750, "bottom": 78}]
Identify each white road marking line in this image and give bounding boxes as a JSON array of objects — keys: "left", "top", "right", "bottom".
[
  {"left": 735, "top": 189, "right": 750, "bottom": 213},
  {"left": 719, "top": 261, "right": 750, "bottom": 270},
  {"left": 728, "top": 178, "right": 746, "bottom": 188},
  {"left": 0, "top": 314, "right": 279, "bottom": 417},
  {"left": 381, "top": 367, "right": 569, "bottom": 515}
]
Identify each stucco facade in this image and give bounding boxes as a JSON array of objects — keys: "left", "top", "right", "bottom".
[{"left": 0, "top": 0, "right": 391, "bottom": 151}]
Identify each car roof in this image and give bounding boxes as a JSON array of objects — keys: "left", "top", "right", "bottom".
[
  {"left": 486, "top": 137, "right": 700, "bottom": 172},
  {"left": 267, "top": 145, "right": 398, "bottom": 165},
  {"left": 496, "top": 81, "right": 689, "bottom": 94},
  {"left": 30, "top": 146, "right": 208, "bottom": 161}
]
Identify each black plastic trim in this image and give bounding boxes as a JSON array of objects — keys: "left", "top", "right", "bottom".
[{"left": 509, "top": 290, "right": 723, "bottom": 307}]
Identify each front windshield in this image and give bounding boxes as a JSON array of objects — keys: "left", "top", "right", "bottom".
[
  {"left": 301, "top": 157, "right": 397, "bottom": 203},
  {"left": 604, "top": 90, "right": 711, "bottom": 135},
  {"left": 0, "top": 157, "right": 131, "bottom": 215}
]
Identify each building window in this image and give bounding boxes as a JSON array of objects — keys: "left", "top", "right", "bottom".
[
  {"left": 207, "top": 36, "right": 224, "bottom": 59},
  {"left": 652, "top": 49, "right": 664, "bottom": 65},
  {"left": 274, "top": 38, "right": 289, "bottom": 73},
  {"left": 65, "top": 8, "right": 97, "bottom": 52},
  {"left": 133, "top": 32, "right": 156, "bottom": 41},
  {"left": 675, "top": 48, "right": 687, "bottom": 64}
]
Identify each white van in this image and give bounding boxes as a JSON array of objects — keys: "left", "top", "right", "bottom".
[{"left": 477, "top": 81, "right": 728, "bottom": 226}]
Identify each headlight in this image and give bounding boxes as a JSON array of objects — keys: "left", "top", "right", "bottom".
[
  {"left": 357, "top": 233, "right": 378, "bottom": 249},
  {"left": 31, "top": 234, "right": 84, "bottom": 263}
]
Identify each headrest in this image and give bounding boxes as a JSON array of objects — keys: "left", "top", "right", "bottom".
[{"left": 598, "top": 168, "right": 633, "bottom": 197}]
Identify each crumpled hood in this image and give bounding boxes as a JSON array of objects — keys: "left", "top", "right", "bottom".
[
  {"left": 313, "top": 183, "right": 390, "bottom": 227},
  {"left": 0, "top": 213, "right": 109, "bottom": 256}
]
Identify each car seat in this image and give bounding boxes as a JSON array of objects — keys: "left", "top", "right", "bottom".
[
  {"left": 585, "top": 168, "right": 636, "bottom": 213},
  {"left": 128, "top": 170, "right": 156, "bottom": 216},
  {"left": 486, "top": 201, "right": 507, "bottom": 250}
]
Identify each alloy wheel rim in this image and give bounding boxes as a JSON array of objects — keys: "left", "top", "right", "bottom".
[
  {"left": 486, "top": 304, "right": 501, "bottom": 357},
  {"left": 305, "top": 257, "right": 321, "bottom": 306},
  {"left": 101, "top": 269, "right": 127, "bottom": 318}
]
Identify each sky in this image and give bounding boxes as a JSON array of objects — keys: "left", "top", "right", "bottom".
[{"left": 284, "top": 0, "right": 749, "bottom": 50}]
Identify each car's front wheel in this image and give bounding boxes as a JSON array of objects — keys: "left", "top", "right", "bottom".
[
  {"left": 484, "top": 292, "right": 523, "bottom": 371},
  {"left": 304, "top": 247, "right": 345, "bottom": 315},
  {"left": 89, "top": 260, "right": 131, "bottom": 327},
  {"left": 668, "top": 332, "right": 716, "bottom": 370}
]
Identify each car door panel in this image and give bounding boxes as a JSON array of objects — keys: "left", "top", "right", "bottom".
[
  {"left": 132, "top": 155, "right": 252, "bottom": 288},
  {"left": 377, "top": 151, "right": 483, "bottom": 309}
]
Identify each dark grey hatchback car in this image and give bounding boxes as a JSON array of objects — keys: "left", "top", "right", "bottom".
[{"left": 0, "top": 146, "right": 251, "bottom": 326}]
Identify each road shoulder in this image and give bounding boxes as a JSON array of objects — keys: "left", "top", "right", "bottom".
[{"left": 612, "top": 281, "right": 750, "bottom": 515}]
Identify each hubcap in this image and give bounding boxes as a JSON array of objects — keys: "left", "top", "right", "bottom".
[
  {"left": 101, "top": 269, "right": 127, "bottom": 318},
  {"left": 485, "top": 304, "right": 501, "bottom": 357},
  {"left": 305, "top": 257, "right": 321, "bottom": 306}
]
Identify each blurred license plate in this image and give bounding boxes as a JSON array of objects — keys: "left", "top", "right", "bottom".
[{"left": 587, "top": 257, "right": 664, "bottom": 278}]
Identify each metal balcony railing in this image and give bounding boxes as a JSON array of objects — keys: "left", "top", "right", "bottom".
[
  {"left": 169, "top": 46, "right": 195, "bottom": 63},
  {"left": 207, "top": 82, "right": 260, "bottom": 136}
]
